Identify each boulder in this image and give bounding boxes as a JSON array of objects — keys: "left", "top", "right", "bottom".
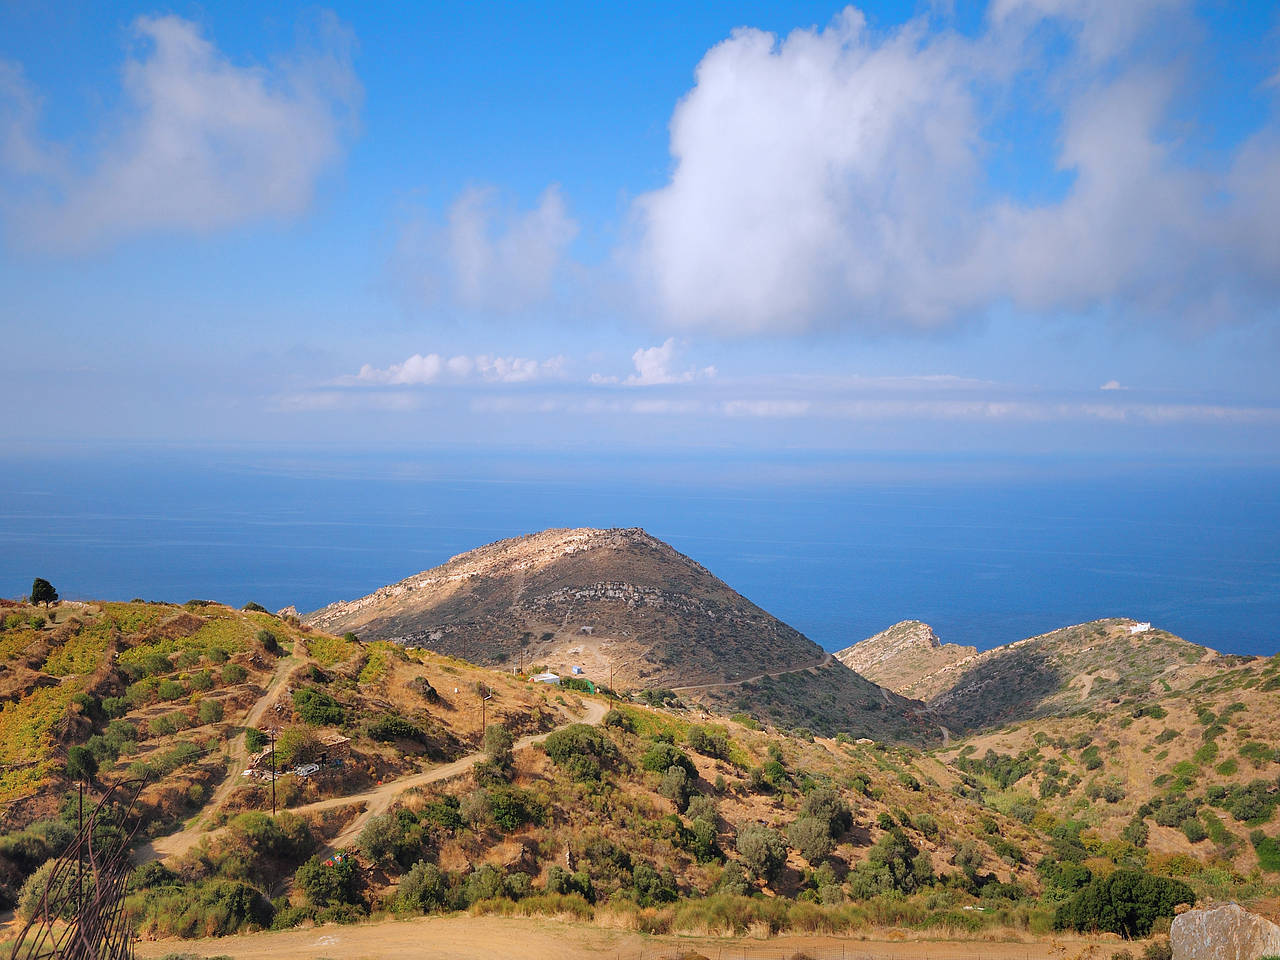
[{"left": 1171, "top": 902, "right": 1280, "bottom": 960}]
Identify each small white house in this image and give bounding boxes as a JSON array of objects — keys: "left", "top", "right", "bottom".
[
  {"left": 530, "top": 672, "right": 561, "bottom": 685},
  {"left": 571, "top": 665, "right": 583, "bottom": 675},
  {"left": 1127, "top": 622, "right": 1152, "bottom": 635}
]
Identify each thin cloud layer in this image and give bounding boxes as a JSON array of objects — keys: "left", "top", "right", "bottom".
[
  {"left": 629, "top": 1, "right": 1280, "bottom": 334},
  {"left": 395, "top": 184, "right": 578, "bottom": 313},
  {"left": 0, "top": 14, "right": 360, "bottom": 251}
]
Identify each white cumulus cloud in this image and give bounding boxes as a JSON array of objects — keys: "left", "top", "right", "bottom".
[
  {"left": 628, "top": 2, "right": 1280, "bottom": 334},
  {"left": 591, "top": 338, "right": 717, "bottom": 386},
  {"left": 0, "top": 14, "right": 359, "bottom": 251},
  {"left": 347, "top": 352, "right": 566, "bottom": 386}
]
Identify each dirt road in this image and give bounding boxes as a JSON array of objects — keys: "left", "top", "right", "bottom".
[
  {"left": 139, "top": 696, "right": 608, "bottom": 863},
  {"left": 132, "top": 913, "right": 1115, "bottom": 960},
  {"left": 320, "top": 697, "right": 608, "bottom": 853}
]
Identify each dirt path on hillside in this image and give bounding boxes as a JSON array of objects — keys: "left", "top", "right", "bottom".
[
  {"left": 132, "top": 913, "right": 1115, "bottom": 960},
  {"left": 670, "top": 653, "right": 833, "bottom": 693},
  {"left": 137, "top": 697, "right": 608, "bottom": 864},
  {"left": 318, "top": 697, "right": 608, "bottom": 854},
  {"left": 133, "top": 640, "right": 302, "bottom": 864}
]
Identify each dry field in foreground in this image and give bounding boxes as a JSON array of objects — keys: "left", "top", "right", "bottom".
[{"left": 132, "top": 914, "right": 1120, "bottom": 960}]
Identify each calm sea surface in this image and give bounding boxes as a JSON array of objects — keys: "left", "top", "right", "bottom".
[{"left": 1, "top": 450, "right": 1276, "bottom": 657}]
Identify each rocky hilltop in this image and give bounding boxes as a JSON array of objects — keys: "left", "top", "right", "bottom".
[
  {"left": 306, "top": 527, "right": 825, "bottom": 688},
  {"left": 306, "top": 527, "right": 934, "bottom": 741},
  {"left": 835, "top": 620, "right": 976, "bottom": 698}
]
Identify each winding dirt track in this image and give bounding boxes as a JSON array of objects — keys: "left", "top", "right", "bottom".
[{"left": 138, "top": 695, "right": 608, "bottom": 863}]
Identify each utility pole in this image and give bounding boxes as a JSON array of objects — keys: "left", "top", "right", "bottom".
[
  {"left": 76, "top": 781, "right": 83, "bottom": 925},
  {"left": 609, "top": 659, "right": 631, "bottom": 693},
  {"left": 480, "top": 683, "right": 493, "bottom": 733},
  {"left": 268, "top": 727, "right": 278, "bottom": 817}
]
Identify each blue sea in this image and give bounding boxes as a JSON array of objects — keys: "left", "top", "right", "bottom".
[{"left": 1, "top": 449, "right": 1277, "bottom": 657}]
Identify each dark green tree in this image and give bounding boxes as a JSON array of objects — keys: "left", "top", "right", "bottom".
[
  {"left": 1054, "top": 869, "right": 1195, "bottom": 939},
  {"left": 31, "top": 578, "right": 58, "bottom": 608},
  {"left": 65, "top": 745, "right": 97, "bottom": 782}
]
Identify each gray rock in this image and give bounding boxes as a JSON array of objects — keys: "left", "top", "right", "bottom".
[{"left": 1171, "top": 902, "right": 1280, "bottom": 960}]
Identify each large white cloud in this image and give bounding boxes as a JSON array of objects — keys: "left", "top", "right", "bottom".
[
  {"left": 0, "top": 14, "right": 359, "bottom": 251},
  {"left": 629, "top": 2, "right": 1280, "bottom": 334}
]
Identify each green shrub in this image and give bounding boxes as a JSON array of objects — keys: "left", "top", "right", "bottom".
[
  {"left": 686, "top": 724, "right": 731, "bottom": 759},
  {"left": 736, "top": 824, "right": 787, "bottom": 883},
  {"left": 295, "top": 853, "right": 360, "bottom": 907},
  {"left": 542, "top": 724, "right": 616, "bottom": 781},
  {"left": 198, "top": 700, "right": 224, "bottom": 724},
  {"left": 787, "top": 816, "right": 834, "bottom": 865},
  {"left": 1054, "top": 870, "right": 1194, "bottom": 939},
  {"left": 274, "top": 727, "right": 321, "bottom": 767},
  {"left": 601, "top": 709, "right": 633, "bottom": 732},
  {"left": 1252, "top": 830, "right": 1280, "bottom": 872},
  {"left": 640, "top": 741, "right": 695, "bottom": 778},
  {"left": 396, "top": 860, "right": 449, "bottom": 913},
  {"left": 368, "top": 715, "right": 424, "bottom": 742},
  {"left": 157, "top": 679, "right": 186, "bottom": 701},
  {"left": 630, "top": 861, "right": 677, "bottom": 906},
  {"left": 221, "top": 663, "right": 247, "bottom": 684},
  {"left": 660, "top": 765, "right": 692, "bottom": 811},
  {"left": 545, "top": 865, "right": 594, "bottom": 901},
  {"left": 291, "top": 687, "right": 345, "bottom": 726}
]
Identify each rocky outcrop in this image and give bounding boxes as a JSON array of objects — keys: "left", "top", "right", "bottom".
[
  {"left": 835, "top": 620, "right": 976, "bottom": 698},
  {"left": 1171, "top": 902, "right": 1280, "bottom": 960}
]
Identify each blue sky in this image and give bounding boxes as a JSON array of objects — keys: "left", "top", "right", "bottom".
[{"left": 2, "top": 1, "right": 1279, "bottom": 458}]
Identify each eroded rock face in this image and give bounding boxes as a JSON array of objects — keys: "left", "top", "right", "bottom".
[{"left": 1171, "top": 902, "right": 1280, "bottom": 960}]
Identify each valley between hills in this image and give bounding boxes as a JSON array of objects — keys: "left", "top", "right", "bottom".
[{"left": 1, "top": 527, "right": 1278, "bottom": 956}]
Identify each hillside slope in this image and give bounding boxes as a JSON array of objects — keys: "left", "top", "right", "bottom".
[
  {"left": 306, "top": 527, "right": 825, "bottom": 689},
  {"left": 924, "top": 619, "right": 1220, "bottom": 731},
  {"left": 836, "top": 620, "right": 977, "bottom": 698}
]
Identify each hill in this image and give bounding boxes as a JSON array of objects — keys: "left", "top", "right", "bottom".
[
  {"left": 924, "top": 619, "right": 1220, "bottom": 731},
  {"left": 304, "top": 527, "right": 930, "bottom": 741},
  {"left": 305, "top": 528, "right": 821, "bottom": 688},
  {"left": 836, "top": 620, "right": 976, "bottom": 698},
  {"left": 1, "top": 597, "right": 1276, "bottom": 951}
]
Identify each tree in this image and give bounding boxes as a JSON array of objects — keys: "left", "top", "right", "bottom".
[
  {"left": 661, "top": 765, "right": 692, "bottom": 811},
  {"left": 736, "top": 824, "right": 787, "bottom": 883},
  {"left": 787, "top": 815, "right": 835, "bottom": 865},
  {"left": 30, "top": 578, "right": 57, "bottom": 609},
  {"left": 65, "top": 745, "right": 97, "bottom": 782},
  {"left": 1054, "top": 869, "right": 1195, "bottom": 939}
]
